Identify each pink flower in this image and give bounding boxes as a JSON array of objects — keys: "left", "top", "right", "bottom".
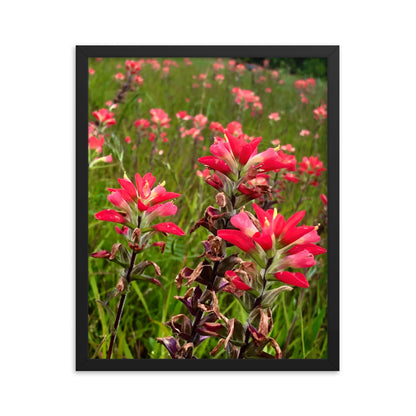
[
  {"left": 88, "top": 135, "right": 104, "bottom": 153},
  {"left": 271, "top": 70, "right": 279, "bottom": 81},
  {"left": 199, "top": 130, "right": 287, "bottom": 180},
  {"left": 299, "top": 129, "right": 310, "bottom": 137},
  {"left": 134, "top": 75, "right": 144, "bottom": 86},
  {"left": 300, "top": 93, "right": 309, "bottom": 104},
  {"left": 313, "top": 104, "right": 327, "bottom": 120},
  {"left": 320, "top": 194, "right": 328, "bottom": 206},
  {"left": 89, "top": 68, "right": 95, "bottom": 75},
  {"left": 125, "top": 136, "right": 131, "bottom": 144},
  {"left": 193, "top": 114, "right": 208, "bottom": 130},
  {"left": 125, "top": 59, "right": 142, "bottom": 74},
  {"left": 134, "top": 119, "right": 150, "bottom": 130},
  {"left": 92, "top": 109, "right": 116, "bottom": 127},
  {"left": 150, "top": 109, "right": 170, "bottom": 127},
  {"left": 209, "top": 122, "right": 225, "bottom": 134},
  {"left": 215, "top": 74, "right": 225, "bottom": 83},
  {"left": 268, "top": 112, "right": 280, "bottom": 121},
  {"left": 176, "top": 111, "right": 192, "bottom": 121},
  {"left": 282, "top": 173, "right": 299, "bottom": 183},
  {"left": 281, "top": 144, "right": 295, "bottom": 152},
  {"left": 265, "top": 87, "right": 272, "bottom": 93},
  {"left": 115, "top": 72, "right": 125, "bottom": 80},
  {"left": 226, "top": 121, "right": 243, "bottom": 137},
  {"left": 299, "top": 156, "right": 326, "bottom": 177},
  {"left": 217, "top": 204, "right": 325, "bottom": 284}
]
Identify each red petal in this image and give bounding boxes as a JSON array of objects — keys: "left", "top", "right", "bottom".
[
  {"left": 150, "top": 191, "right": 181, "bottom": 205},
  {"left": 95, "top": 209, "right": 126, "bottom": 224},
  {"left": 198, "top": 156, "right": 231, "bottom": 174},
  {"left": 252, "top": 231, "right": 273, "bottom": 251},
  {"left": 287, "top": 244, "right": 326, "bottom": 255},
  {"left": 252, "top": 203, "right": 268, "bottom": 227},
  {"left": 217, "top": 229, "right": 256, "bottom": 253},
  {"left": 117, "top": 178, "right": 137, "bottom": 199},
  {"left": 153, "top": 222, "right": 185, "bottom": 236},
  {"left": 274, "top": 271, "right": 309, "bottom": 288}
]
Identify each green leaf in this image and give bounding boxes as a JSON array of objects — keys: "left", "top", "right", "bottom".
[{"left": 262, "top": 286, "right": 293, "bottom": 308}]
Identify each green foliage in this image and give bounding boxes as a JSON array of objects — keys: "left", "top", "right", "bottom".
[{"left": 88, "top": 57, "right": 328, "bottom": 359}]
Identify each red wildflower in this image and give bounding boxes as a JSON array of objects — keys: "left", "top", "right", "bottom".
[
  {"left": 268, "top": 112, "right": 280, "bottom": 121},
  {"left": 95, "top": 172, "right": 182, "bottom": 233},
  {"left": 88, "top": 135, "right": 104, "bottom": 153},
  {"left": 215, "top": 74, "right": 225, "bottom": 83},
  {"left": 92, "top": 109, "right": 116, "bottom": 127},
  {"left": 134, "top": 75, "right": 144, "bottom": 86},
  {"left": 217, "top": 203, "right": 325, "bottom": 286},
  {"left": 209, "top": 122, "right": 225, "bottom": 134},
  {"left": 134, "top": 119, "right": 150, "bottom": 130},
  {"left": 176, "top": 111, "right": 192, "bottom": 121},
  {"left": 282, "top": 173, "right": 299, "bottom": 183},
  {"left": 313, "top": 105, "right": 327, "bottom": 120},
  {"left": 298, "top": 156, "right": 326, "bottom": 177},
  {"left": 193, "top": 114, "right": 208, "bottom": 130},
  {"left": 199, "top": 130, "right": 287, "bottom": 182},
  {"left": 150, "top": 109, "right": 170, "bottom": 127},
  {"left": 125, "top": 59, "right": 142, "bottom": 74}
]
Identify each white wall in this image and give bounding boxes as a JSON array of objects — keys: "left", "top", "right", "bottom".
[{"left": 1, "top": 1, "right": 415, "bottom": 415}]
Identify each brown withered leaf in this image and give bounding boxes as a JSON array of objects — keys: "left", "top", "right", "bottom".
[
  {"left": 190, "top": 206, "right": 227, "bottom": 235},
  {"left": 165, "top": 314, "right": 192, "bottom": 340},
  {"left": 200, "top": 234, "right": 225, "bottom": 261},
  {"left": 175, "top": 267, "right": 193, "bottom": 289},
  {"left": 210, "top": 338, "right": 225, "bottom": 356},
  {"left": 177, "top": 342, "right": 194, "bottom": 359},
  {"left": 184, "top": 261, "right": 212, "bottom": 287},
  {"left": 224, "top": 318, "right": 235, "bottom": 348}
]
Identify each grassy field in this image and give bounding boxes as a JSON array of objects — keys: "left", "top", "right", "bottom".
[{"left": 87, "top": 57, "right": 328, "bottom": 359}]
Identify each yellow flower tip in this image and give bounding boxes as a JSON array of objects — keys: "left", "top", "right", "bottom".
[
  {"left": 123, "top": 171, "right": 129, "bottom": 179},
  {"left": 159, "top": 180, "right": 166, "bottom": 187},
  {"left": 273, "top": 208, "right": 278, "bottom": 220},
  {"left": 223, "top": 133, "right": 229, "bottom": 142},
  {"left": 274, "top": 145, "right": 280, "bottom": 152},
  {"left": 264, "top": 218, "right": 270, "bottom": 228},
  {"left": 315, "top": 224, "right": 320, "bottom": 231}
]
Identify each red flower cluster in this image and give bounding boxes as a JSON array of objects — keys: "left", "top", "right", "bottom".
[
  {"left": 150, "top": 108, "right": 170, "bottom": 127},
  {"left": 313, "top": 104, "right": 327, "bottom": 121},
  {"left": 125, "top": 59, "right": 142, "bottom": 75},
  {"left": 218, "top": 204, "right": 326, "bottom": 287},
  {"left": 294, "top": 78, "right": 316, "bottom": 90},
  {"left": 92, "top": 108, "right": 116, "bottom": 127},
  {"left": 199, "top": 130, "right": 286, "bottom": 182},
  {"left": 231, "top": 87, "right": 261, "bottom": 112},
  {"left": 95, "top": 172, "right": 184, "bottom": 236}
]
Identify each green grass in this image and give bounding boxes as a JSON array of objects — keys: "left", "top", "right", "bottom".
[{"left": 87, "top": 57, "right": 328, "bottom": 359}]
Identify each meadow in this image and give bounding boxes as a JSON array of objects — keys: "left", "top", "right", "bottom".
[{"left": 87, "top": 57, "right": 328, "bottom": 359}]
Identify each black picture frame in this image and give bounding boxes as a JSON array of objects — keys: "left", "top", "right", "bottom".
[{"left": 76, "top": 45, "right": 339, "bottom": 371}]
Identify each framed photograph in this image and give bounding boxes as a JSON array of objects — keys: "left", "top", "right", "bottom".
[{"left": 76, "top": 45, "right": 339, "bottom": 371}]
